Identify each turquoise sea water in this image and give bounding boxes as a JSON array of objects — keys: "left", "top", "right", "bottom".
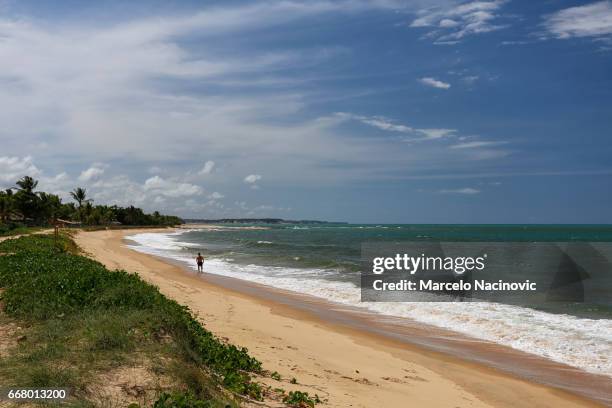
[{"left": 178, "top": 223, "right": 612, "bottom": 276}]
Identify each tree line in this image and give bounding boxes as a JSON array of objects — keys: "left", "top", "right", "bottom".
[{"left": 0, "top": 176, "right": 183, "bottom": 229}]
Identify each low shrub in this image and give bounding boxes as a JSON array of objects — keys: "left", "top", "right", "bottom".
[
  {"left": 152, "top": 392, "right": 215, "bottom": 408},
  {"left": 282, "top": 391, "right": 321, "bottom": 408}
]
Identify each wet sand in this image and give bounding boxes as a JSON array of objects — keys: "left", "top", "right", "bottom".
[{"left": 75, "top": 229, "right": 611, "bottom": 408}]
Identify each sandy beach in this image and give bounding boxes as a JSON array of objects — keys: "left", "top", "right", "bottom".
[{"left": 75, "top": 229, "right": 610, "bottom": 408}]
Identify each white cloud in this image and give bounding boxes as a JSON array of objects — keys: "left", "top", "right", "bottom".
[
  {"left": 78, "top": 163, "right": 106, "bottom": 182},
  {"left": 144, "top": 175, "right": 203, "bottom": 197},
  {"left": 543, "top": 1, "right": 612, "bottom": 41},
  {"left": 0, "top": 155, "right": 40, "bottom": 184},
  {"left": 416, "top": 128, "right": 456, "bottom": 139},
  {"left": 450, "top": 140, "right": 505, "bottom": 149},
  {"left": 438, "top": 187, "right": 480, "bottom": 194},
  {"left": 335, "top": 113, "right": 456, "bottom": 140},
  {"left": 439, "top": 18, "right": 460, "bottom": 28},
  {"left": 84, "top": 172, "right": 206, "bottom": 211},
  {"left": 208, "top": 191, "right": 224, "bottom": 200},
  {"left": 244, "top": 174, "right": 262, "bottom": 184},
  {"left": 357, "top": 116, "right": 413, "bottom": 133},
  {"left": 38, "top": 172, "right": 73, "bottom": 199},
  {"left": 411, "top": 0, "right": 508, "bottom": 42},
  {"left": 335, "top": 112, "right": 413, "bottom": 133},
  {"left": 143, "top": 176, "right": 166, "bottom": 190},
  {"left": 198, "top": 160, "right": 216, "bottom": 175},
  {"left": 46, "top": 172, "right": 69, "bottom": 183},
  {"left": 419, "top": 77, "right": 451, "bottom": 89},
  {"left": 0, "top": 1, "right": 520, "bottom": 208},
  {"left": 91, "top": 175, "right": 148, "bottom": 205},
  {"left": 0, "top": 6, "right": 422, "bottom": 187}
]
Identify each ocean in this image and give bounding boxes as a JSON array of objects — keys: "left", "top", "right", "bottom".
[{"left": 126, "top": 223, "right": 612, "bottom": 377}]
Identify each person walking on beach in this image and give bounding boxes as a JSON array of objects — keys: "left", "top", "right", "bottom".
[{"left": 196, "top": 252, "right": 204, "bottom": 272}]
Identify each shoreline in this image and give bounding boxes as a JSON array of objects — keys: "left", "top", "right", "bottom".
[{"left": 76, "top": 229, "right": 611, "bottom": 407}]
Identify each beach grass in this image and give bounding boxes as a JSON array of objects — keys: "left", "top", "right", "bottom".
[{"left": 0, "top": 233, "right": 264, "bottom": 406}]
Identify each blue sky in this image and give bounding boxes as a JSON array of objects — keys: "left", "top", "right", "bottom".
[{"left": 1, "top": 0, "right": 611, "bottom": 223}]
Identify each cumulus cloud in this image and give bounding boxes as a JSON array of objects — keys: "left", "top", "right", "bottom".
[
  {"left": 0, "top": 154, "right": 287, "bottom": 218},
  {"left": 438, "top": 187, "right": 480, "bottom": 194},
  {"left": 543, "top": 1, "right": 612, "bottom": 42},
  {"left": 0, "top": 156, "right": 40, "bottom": 184},
  {"left": 87, "top": 173, "right": 206, "bottom": 210},
  {"left": 198, "top": 160, "right": 216, "bottom": 175},
  {"left": 91, "top": 176, "right": 148, "bottom": 205},
  {"left": 411, "top": 0, "right": 508, "bottom": 42},
  {"left": 419, "top": 77, "right": 451, "bottom": 89},
  {"left": 38, "top": 172, "right": 73, "bottom": 199},
  {"left": 78, "top": 163, "right": 106, "bottom": 182},
  {"left": 244, "top": 174, "right": 262, "bottom": 184},
  {"left": 144, "top": 176, "right": 203, "bottom": 197}
]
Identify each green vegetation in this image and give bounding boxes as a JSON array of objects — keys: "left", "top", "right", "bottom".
[
  {"left": 282, "top": 391, "right": 321, "bottom": 408},
  {"left": 0, "top": 234, "right": 262, "bottom": 406},
  {"left": 151, "top": 391, "right": 218, "bottom": 408},
  {"left": 0, "top": 224, "right": 42, "bottom": 237},
  {"left": 0, "top": 176, "right": 182, "bottom": 235},
  {"left": 0, "top": 234, "right": 320, "bottom": 406}
]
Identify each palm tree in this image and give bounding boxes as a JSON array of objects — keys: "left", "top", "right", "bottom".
[
  {"left": 70, "top": 187, "right": 89, "bottom": 208},
  {"left": 16, "top": 176, "right": 38, "bottom": 194},
  {"left": 70, "top": 187, "right": 91, "bottom": 223},
  {"left": 14, "top": 176, "right": 39, "bottom": 221},
  {"left": 38, "top": 192, "right": 62, "bottom": 223}
]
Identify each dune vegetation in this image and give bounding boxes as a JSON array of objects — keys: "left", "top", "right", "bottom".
[{"left": 0, "top": 234, "right": 320, "bottom": 407}]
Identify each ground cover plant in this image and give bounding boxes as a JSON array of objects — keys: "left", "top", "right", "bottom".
[{"left": 0, "top": 234, "right": 268, "bottom": 406}]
